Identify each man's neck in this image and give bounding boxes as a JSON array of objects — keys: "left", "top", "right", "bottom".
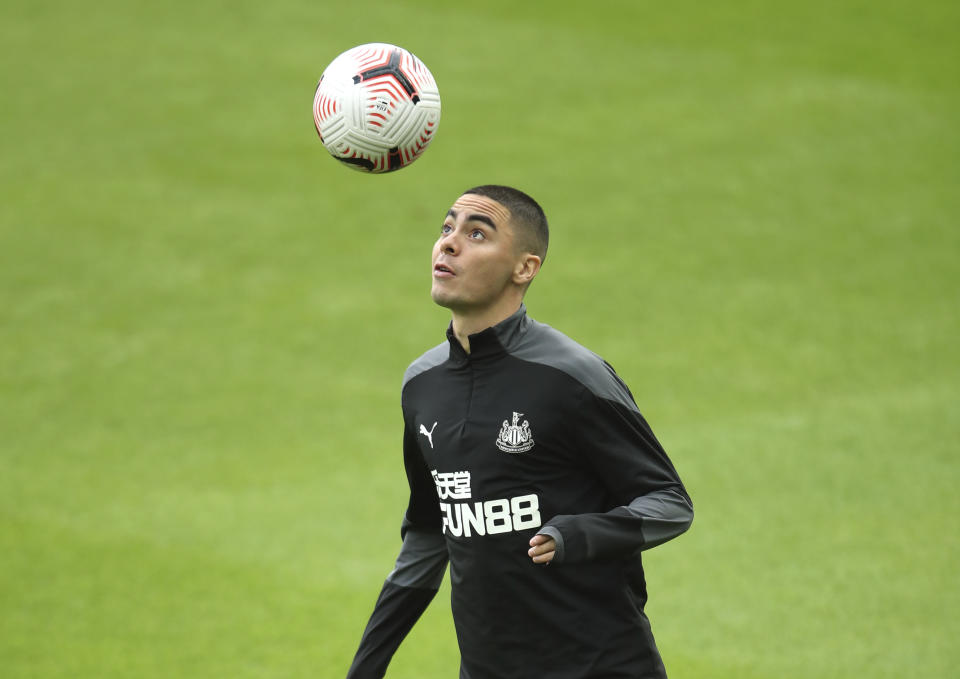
[{"left": 450, "top": 301, "right": 523, "bottom": 354}]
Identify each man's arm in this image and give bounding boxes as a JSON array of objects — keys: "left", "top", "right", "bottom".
[
  {"left": 346, "top": 524, "right": 448, "bottom": 678},
  {"left": 531, "top": 379, "right": 693, "bottom": 565},
  {"left": 346, "top": 425, "right": 447, "bottom": 679},
  {"left": 530, "top": 488, "right": 692, "bottom": 563}
]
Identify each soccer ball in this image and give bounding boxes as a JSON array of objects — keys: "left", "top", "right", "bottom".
[{"left": 312, "top": 43, "right": 441, "bottom": 173}]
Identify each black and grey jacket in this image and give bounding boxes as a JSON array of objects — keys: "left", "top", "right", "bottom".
[{"left": 347, "top": 305, "right": 693, "bottom": 679}]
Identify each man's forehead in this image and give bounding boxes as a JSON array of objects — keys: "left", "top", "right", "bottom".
[{"left": 448, "top": 193, "right": 512, "bottom": 227}]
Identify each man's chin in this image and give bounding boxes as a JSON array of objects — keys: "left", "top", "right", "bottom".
[
  {"left": 432, "top": 284, "right": 475, "bottom": 311},
  {"left": 430, "top": 288, "right": 457, "bottom": 309}
]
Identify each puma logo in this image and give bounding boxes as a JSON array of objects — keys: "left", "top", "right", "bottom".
[{"left": 419, "top": 421, "right": 438, "bottom": 449}]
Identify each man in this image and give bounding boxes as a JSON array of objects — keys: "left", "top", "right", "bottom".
[{"left": 346, "top": 185, "right": 693, "bottom": 679}]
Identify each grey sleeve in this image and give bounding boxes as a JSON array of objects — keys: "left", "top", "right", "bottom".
[
  {"left": 346, "top": 413, "right": 448, "bottom": 679},
  {"left": 345, "top": 527, "right": 448, "bottom": 679},
  {"left": 386, "top": 523, "right": 448, "bottom": 589},
  {"left": 538, "top": 488, "right": 693, "bottom": 564},
  {"left": 535, "top": 525, "right": 566, "bottom": 562},
  {"left": 531, "top": 360, "right": 693, "bottom": 564},
  {"left": 513, "top": 321, "right": 693, "bottom": 563}
]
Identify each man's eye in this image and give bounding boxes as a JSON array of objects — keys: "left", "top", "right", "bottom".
[
  {"left": 469, "top": 230, "right": 485, "bottom": 240},
  {"left": 441, "top": 224, "right": 452, "bottom": 234}
]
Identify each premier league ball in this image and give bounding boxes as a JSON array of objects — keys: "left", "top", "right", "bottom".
[{"left": 312, "top": 43, "right": 441, "bottom": 173}]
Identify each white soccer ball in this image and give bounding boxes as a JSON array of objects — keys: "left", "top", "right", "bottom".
[{"left": 312, "top": 43, "right": 441, "bottom": 173}]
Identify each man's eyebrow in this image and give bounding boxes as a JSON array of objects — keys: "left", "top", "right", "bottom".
[{"left": 446, "top": 209, "right": 497, "bottom": 230}]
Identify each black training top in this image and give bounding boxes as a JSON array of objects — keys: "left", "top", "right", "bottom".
[{"left": 347, "top": 305, "right": 693, "bottom": 679}]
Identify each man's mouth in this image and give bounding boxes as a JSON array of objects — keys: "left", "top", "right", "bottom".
[{"left": 434, "top": 263, "right": 455, "bottom": 278}]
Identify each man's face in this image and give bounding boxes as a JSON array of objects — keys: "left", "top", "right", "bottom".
[{"left": 430, "top": 193, "right": 521, "bottom": 312}]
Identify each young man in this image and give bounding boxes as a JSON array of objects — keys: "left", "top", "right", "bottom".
[{"left": 346, "top": 185, "right": 693, "bottom": 679}]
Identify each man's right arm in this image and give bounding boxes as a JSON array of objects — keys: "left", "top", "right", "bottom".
[
  {"left": 345, "top": 523, "right": 448, "bottom": 678},
  {"left": 345, "top": 423, "right": 447, "bottom": 679}
]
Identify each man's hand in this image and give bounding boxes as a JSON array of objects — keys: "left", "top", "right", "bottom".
[{"left": 528, "top": 534, "right": 555, "bottom": 564}]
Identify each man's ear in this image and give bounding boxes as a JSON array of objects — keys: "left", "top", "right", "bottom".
[{"left": 513, "top": 253, "right": 542, "bottom": 286}]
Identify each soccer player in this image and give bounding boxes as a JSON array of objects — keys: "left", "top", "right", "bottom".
[{"left": 345, "top": 185, "right": 693, "bottom": 679}]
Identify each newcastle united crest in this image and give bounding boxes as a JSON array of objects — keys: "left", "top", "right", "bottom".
[{"left": 496, "top": 412, "right": 535, "bottom": 454}]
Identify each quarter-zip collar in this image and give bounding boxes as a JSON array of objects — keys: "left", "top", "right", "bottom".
[{"left": 446, "top": 304, "right": 530, "bottom": 364}]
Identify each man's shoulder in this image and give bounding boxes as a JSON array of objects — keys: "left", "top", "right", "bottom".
[
  {"left": 402, "top": 341, "right": 448, "bottom": 390},
  {"left": 514, "top": 319, "right": 639, "bottom": 413}
]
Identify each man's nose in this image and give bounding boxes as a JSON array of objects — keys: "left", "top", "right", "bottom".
[{"left": 439, "top": 230, "right": 458, "bottom": 254}]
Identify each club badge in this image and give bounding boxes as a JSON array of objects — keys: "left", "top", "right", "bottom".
[{"left": 496, "top": 412, "right": 534, "bottom": 454}]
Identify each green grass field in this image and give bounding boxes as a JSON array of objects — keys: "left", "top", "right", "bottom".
[{"left": 2, "top": 1, "right": 957, "bottom": 677}]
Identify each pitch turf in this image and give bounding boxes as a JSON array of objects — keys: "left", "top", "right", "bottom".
[{"left": 1, "top": 1, "right": 957, "bottom": 677}]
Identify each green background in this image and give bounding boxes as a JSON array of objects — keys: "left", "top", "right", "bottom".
[{"left": 2, "top": 1, "right": 957, "bottom": 676}]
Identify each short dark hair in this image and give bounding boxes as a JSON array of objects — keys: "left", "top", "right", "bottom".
[{"left": 463, "top": 185, "right": 549, "bottom": 262}]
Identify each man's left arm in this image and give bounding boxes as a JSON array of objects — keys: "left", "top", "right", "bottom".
[{"left": 531, "top": 381, "right": 693, "bottom": 564}]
